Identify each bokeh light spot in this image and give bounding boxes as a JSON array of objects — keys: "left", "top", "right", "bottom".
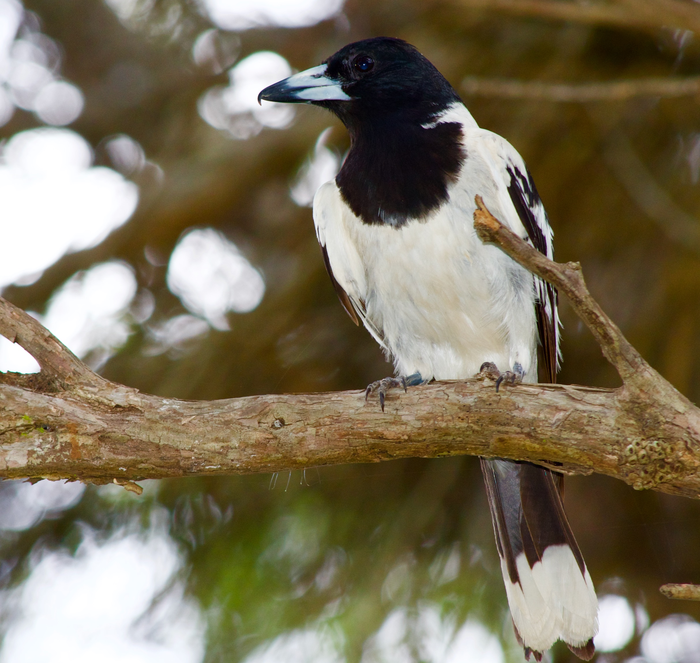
[
  {"left": 291, "top": 127, "right": 340, "bottom": 207},
  {"left": 167, "top": 228, "right": 265, "bottom": 329},
  {"left": 594, "top": 594, "right": 636, "bottom": 652},
  {"left": 199, "top": 51, "right": 294, "bottom": 139},
  {"left": 0, "top": 261, "right": 138, "bottom": 373},
  {"left": 0, "top": 0, "right": 23, "bottom": 83},
  {"left": 243, "top": 626, "right": 344, "bottom": 663},
  {"left": 198, "top": 0, "right": 344, "bottom": 31},
  {"left": 641, "top": 614, "right": 700, "bottom": 663},
  {"left": 105, "top": 134, "right": 146, "bottom": 175},
  {"left": 0, "top": 480, "right": 85, "bottom": 531},
  {"left": 0, "top": 128, "right": 139, "bottom": 289},
  {"left": 191, "top": 28, "right": 240, "bottom": 74},
  {"left": 362, "top": 606, "right": 504, "bottom": 663},
  {"left": 0, "top": 334, "right": 40, "bottom": 373},
  {"left": 145, "top": 314, "right": 210, "bottom": 356},
  {"left": 0, "top": 86, "right": 14, "bottom": 125},
  {"left": 0, "top": 517, "right": 205, "bottom": 663},
  {"left": 42, "top": 261, "right": 138, "bottom": 362},
  {"left": 33, "top": 80, "right": 84, "bottom": 125},
  {"left": 0, "top": 15, "right": 84, "bottom": 127}
]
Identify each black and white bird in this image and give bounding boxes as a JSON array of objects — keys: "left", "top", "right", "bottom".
[{"left": 259, "top": 37, "right": 598, "bottom": 660}]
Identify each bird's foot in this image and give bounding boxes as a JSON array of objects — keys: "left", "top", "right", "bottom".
[
  {"left": 523, "top": 647, "right": 542, "bottom": 662},
  {"left": 478, "top": 362, "right": 524, "bottom": 393},
  {"left": 365, "top": 372, "right": 423, "bottom": 412}
]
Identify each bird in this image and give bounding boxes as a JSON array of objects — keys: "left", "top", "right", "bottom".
[{"left": 259, "top": 37, "right": 598, "bottom": 660}]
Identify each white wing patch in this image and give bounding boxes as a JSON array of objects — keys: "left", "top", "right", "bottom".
[
  {"left": 313, "top": 181, "right": 388, "bottom": 349},
  {"left": 463, "top": 129, "right": 561, "bottom": 380}
]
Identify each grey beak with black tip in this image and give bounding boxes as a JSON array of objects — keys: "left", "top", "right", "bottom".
[{"left": 258, "top": 64, "right": 351, "bottom": 104}]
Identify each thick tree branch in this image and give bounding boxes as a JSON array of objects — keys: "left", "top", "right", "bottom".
[
  {"left": 1, "top": 202, "right": 700, "bottom": 503},
  {"left": 0, "top": 362, "right": 698, "bottom": 498}
]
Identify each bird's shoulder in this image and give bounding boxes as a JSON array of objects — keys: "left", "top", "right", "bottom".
[{"left": 458, "top": 126, "right": 553, "bottom": 258}]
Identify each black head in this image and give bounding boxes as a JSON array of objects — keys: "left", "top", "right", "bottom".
[
  {"left": 259, "top": 38, "right": 467, "bottom": 227},
  {"left": 258, "top": 37, "right": 461, "bottom": 128}
]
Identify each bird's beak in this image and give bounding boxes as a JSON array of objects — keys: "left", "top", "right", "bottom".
[{"left": 258, "top": 64, "right": 350, "bottom": 104}]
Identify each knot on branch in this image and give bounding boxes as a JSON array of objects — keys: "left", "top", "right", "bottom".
[{"left": 622, "top": 439, "right": 688, "bottom": 490}]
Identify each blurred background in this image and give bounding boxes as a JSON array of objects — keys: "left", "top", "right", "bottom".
[{"left": 1, "top": 0, "right": 700, "bottom": 661}]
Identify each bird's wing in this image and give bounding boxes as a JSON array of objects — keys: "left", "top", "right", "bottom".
[
  {"left": 505, "top": 160, "right": 559, "bottom": 383},
  {"left": 312, "top": 180, "right": 388, "bottom": 349},
  {"left": 473, "top": 130, "right": 561, "bottom": 383}
]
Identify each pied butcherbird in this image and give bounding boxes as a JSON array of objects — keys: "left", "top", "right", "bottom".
[{"left": 259, "top": 37, "right": 598, "bottom": 660}]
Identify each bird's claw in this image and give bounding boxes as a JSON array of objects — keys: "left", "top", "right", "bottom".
[
  {"left": 495, "top": 369, "right": 523, "bottom": 392},
  {"left": 478, "top": 362, "right": 501, "bottom": 381},
  {"left": 478, "top": 362, "right": 525, "bottom": 392},
  {"left": 364, "top": 372, "right": 423, "bottom": 412},
  {"left": 365, "top": 376, "right": 407, "bottom": 412}
]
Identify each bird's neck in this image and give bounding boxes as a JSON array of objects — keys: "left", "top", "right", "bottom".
[{"left": 336, "top": 116, "right": 466, "bottom": 227}]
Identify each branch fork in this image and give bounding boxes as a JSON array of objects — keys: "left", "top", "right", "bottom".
[
  {"left": 3, "top": 198, "right": 700, "bottom": 597},
  {"left": 0, "top": 205, "right": 697, "bottom": 495}
]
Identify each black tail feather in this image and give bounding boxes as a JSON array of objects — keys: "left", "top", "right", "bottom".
[{"left": 481, "top": 457, "right": 596, "bottom": 661}]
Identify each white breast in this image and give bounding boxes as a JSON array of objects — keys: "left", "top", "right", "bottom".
[{"left": 313, "top": 117, "right": 540, "bottom": 382}]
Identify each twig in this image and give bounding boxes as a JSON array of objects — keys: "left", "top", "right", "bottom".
[
  {"left": 112, "top": 478, "right": 144, "bottom": 495},
  {"left": 461, "top": 76, "right": 700, "bottom": 102},
  {"left": 473, "top": 196, "right": 656, "bottom": 387},
  {"left": 0, "top": 297, "right": 101, "bottom": 390},
  {"left": 660, "top": 583, "right": 700, "bottom": 601},
  {"left": 472, "top": 196, "right": 700, "bottom": 497},
  {"left": 453, "top": 0, "right": 700, "bottom": 34}
]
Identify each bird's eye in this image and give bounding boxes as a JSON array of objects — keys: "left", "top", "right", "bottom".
[{"left": 352, "top": 55, "right": 374, "bottom": 73}]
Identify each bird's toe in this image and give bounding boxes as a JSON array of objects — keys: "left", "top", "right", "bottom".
[
  {"left": 478, "top": 362, "right": 525, "bottom": 392},
  {"left": 364, "top": 372, "right": 423, "bottom": 411}
]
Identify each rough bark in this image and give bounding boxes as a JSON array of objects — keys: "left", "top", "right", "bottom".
[
  {"left": 0, "top": 200, "right": 699, "bottom": 504},
  {"left": 660, "top": 584, "right": 700, "bottom": 601}
]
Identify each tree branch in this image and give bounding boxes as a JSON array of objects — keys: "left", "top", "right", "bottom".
[
  {"left": 1, "top": 202, "right": 700, "bottom": 503},
  {"left": 461, "top": 75, "right": 700, "bottom": 102},
  {"left": 473, "top": 195, "right": 700, "bottom": 496},
  {"left": 0, "top": 297, "right": 118, "bottom": 402},
  {"left": 0, "top": 298, "right": 96, "bottom": 388},
  {"left": 0, "top": 357, "right": 698, "bottom": 498},
  {"left": 660, "top": 584, "right": 700, "bottom": 600},
  {"left": 473, "top": 197, "right": 654, "bottom": 387},
  {"left": 452, "top": 0, "right": 700, "bottom": 35}
]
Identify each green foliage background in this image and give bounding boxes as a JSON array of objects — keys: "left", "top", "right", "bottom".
[{"left": 3, "top": 0, "right": 700, "bottom": 660}]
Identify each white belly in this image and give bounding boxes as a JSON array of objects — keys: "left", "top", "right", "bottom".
[{"left": 346, "top": 203, "right": 538, "bottom": 381}]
